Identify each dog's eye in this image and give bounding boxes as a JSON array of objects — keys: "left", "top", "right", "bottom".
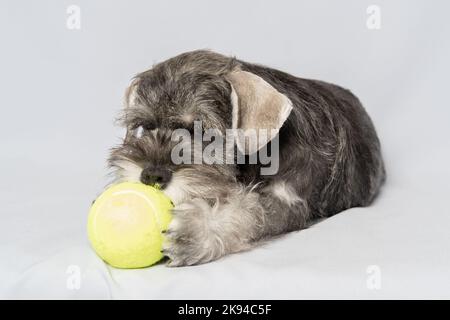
[{"left": 142, "top": 123, "right": 156, "bottom": 131}]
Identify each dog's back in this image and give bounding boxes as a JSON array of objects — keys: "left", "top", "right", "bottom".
[{"left": 236, "top": 57, "right": 386, "bottom": 217}]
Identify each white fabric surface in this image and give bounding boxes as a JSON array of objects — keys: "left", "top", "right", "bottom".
[{"left": 1, "top": 0, "right": 449, "bottom": 299}]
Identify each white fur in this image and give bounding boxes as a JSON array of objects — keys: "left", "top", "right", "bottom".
[
  {"left": 162, "top": 174, "right": 191, "bottom": 205},
  {"left": 265, "top": 181, "right": 303, "bottom": 207},
  {"left": 113, "top": 159, "right": 142, "bottom": 182},
  {"left": 135, "top": 126, "right": 144, "bottom": 138},
  {"left": 230, "top": 84, "right": 239, "bottom": 131},
  {"left": 278, "top": 97, "right": 293, "bottom": 129}
]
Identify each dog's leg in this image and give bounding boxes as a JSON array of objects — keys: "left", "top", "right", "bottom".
[
  {"left": 163, "top": 183, "right": 309, "bottom": 266},
  {"left": 162, "top": 192, "right": 262, "bottom": 267}
]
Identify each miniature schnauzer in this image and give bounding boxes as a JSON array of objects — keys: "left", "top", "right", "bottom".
[{"left": 109, "top": 50, "right": 385, "bottom": 266}]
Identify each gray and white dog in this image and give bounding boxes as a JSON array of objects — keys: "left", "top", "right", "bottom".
[{"left": 109, "top": 50, "right": 385, "bottom": 266}]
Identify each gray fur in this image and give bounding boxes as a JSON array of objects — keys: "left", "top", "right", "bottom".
[{"left": 109, "top": 50, "right": 385, "bottom": 266}]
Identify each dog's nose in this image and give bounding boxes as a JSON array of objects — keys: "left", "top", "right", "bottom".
[{"left": 140, "top": 167, "right": 172, "bottom": 187}]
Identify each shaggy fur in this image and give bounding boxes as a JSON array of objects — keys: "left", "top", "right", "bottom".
[{"left": 109, "top": 50, "right": 385, "bottom": 266}]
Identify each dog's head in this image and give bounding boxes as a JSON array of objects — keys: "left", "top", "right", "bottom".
[{"left": 109, "top": 50, "right": 292, "bottom": 202}]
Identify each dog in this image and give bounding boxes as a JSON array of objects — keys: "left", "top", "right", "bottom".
[{"left": 108, "top": 50, "right": 385, "bottom": 266}]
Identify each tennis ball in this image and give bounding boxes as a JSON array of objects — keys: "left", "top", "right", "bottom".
[{"left": 87, "top": 182, "right": 173, "bottom": 268}]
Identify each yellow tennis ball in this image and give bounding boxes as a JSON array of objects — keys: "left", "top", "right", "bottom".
[{"left": 87, "top": 182, "right": 173, "bottom": 268}]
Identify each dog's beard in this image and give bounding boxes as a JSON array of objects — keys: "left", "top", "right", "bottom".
[
  {"left": 109, "top": 156, "right": 238, "bottom": 206},
  {"left": 109, "top": 157, "right": 143, "bottom": 183},
  {"left": 109, "top": 156, "right": 186, "bottom": 205}
]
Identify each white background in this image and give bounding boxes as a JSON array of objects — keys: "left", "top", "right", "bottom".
[{"left": 1, "top": 0, "right": 449, "bottom": 299}]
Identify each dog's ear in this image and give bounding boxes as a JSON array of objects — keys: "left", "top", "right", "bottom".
[
  {"left": 226, "top": 70, "right": 293, "bottom": 154},
  {"left": 123, "top": 79, "right": 140, "bottom": 141}
]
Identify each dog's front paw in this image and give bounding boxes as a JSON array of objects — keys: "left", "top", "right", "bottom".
[{"left": 162, "top": 198, "right": 225, "bottom": 267}]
